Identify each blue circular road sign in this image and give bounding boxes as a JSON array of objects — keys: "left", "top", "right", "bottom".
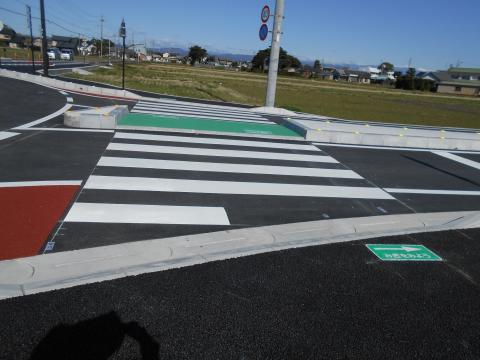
[{"left": 259, "top": 24, "right": 269, "bottom": 41}]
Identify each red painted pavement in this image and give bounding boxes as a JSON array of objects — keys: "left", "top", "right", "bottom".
[{"left": 0, "top": 185, "right": 80, "bottom": 261}]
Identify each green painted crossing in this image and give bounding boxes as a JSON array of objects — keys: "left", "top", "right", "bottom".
[{"left": 118, "top": 113, "right": 301, "bottom": 137}]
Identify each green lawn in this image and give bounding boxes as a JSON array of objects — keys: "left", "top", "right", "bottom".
[{"left": 65, "top": 63, "right": 480, "bottom": 129}]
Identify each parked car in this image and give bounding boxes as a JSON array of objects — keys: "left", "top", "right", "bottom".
[
  {"left": 47, "top": 48, "right": 61, "bottom": 60},
  {"left": 60, "top": 49, "right": 74, "bottom": 61}
]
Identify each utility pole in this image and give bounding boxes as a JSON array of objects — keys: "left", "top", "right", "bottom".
[
  {"left": 100, "top": 15, "right": 104, "bottom": 60},
  {"left": 265, "top": 0, "right": 285, "bottom": 108},
  {"left": 26, "top": 5, "right": 35, "bottom": 74},
  {"left": 39, "top": 0, "right": 49, "bottom": 76},
  {"left": 119, "top": 19, "right": 126, "bottom": 90}
]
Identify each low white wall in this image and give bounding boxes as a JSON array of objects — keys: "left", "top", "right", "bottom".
[{"left": 0, "top": 68, "right": 141, "bottom": 100}]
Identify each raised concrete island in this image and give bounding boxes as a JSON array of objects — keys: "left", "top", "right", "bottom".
[
  {"left": 64, "top": 105, "right": 129, "bottom": 130},
  {"left": 284, "top": 116, "right": 480, "bottom": 151}
]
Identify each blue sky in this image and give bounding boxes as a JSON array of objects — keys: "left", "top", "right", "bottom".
[{"left": 1, "top": 0, "right": 479, "bottom": 70}]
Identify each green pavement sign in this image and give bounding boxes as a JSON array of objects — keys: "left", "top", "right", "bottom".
[{"left": 366, "top": 244, "right": 442, "bottom": 262}]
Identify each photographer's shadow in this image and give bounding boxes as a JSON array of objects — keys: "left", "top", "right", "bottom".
[{"left": 30, "top": 311, "right": 159, "bottom": 360}]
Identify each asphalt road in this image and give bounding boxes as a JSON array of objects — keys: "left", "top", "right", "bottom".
[
  {"left": 0, "top": 229, "right": 479, "bottom": 359},
  {"left": 0, "top": 77, "right": 65, "bottom": 130},
  {"left": 1, "top": 76, "right": 480, "bottom": 258},
  {"left": 1, "top": 71, "right": 480, "bottom": 360}
]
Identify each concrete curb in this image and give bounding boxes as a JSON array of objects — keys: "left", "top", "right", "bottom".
[
  {"left": 0, "top": 68, "right": 141, "bottom": 101},
  {"left": 0, "top": 211, "right": 478, "bottom": 300},
  {"left": 64, "top": 105, "right": 129, "bottom": 129},
  {"left": 285, "top": 118, "right": 480, "bottom": 151}
]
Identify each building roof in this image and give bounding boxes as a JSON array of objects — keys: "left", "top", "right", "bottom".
[
  {"left": 51, "top": 35, "right": 79, "bottom": 49},
  {"left": 344, "top": 70, "right": 371, "bottom": 78},
  {"left": 448, "top": 67, "right": 480, "bottom": 75}
]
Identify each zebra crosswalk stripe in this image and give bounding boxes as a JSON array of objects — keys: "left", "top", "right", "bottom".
[
  {"left": 85, "top": 175, "right": 394, "bottom": 200},
  {"left": 107, "top": 142, "right": 338, "bottom": 163},
  {"left": 131, "top": 108, "right": 270, "bottom": 124},
  {"left": 64, "top": 203, "right": 231, "bottom": 225},
  {"left": 135, "top": 101, "right": 266, "bottom": 119},
  {"left": 114, "top": 132, "right": 318, "bottom": 151},
  {"left": 98, "top": 156, "right": 363, "bottom": 179}
]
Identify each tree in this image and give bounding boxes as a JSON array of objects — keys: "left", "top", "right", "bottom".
[
  {"left": 251, "top": 47, "right": 302, "bottom": 72},
  {"left": 188, "top": 45, "right": 207, "bottom": 66},
  {"left": 313, "top": 59, "right": 321, "bottom": 70},
  {"left": 378, "top": 62, "right": 394, "bottom": 74},
  {"left": 251, "top": 48, "right": 270, "bottom": 71},
  {"left": 406, "top": 67, "right": 416, "bottom": 78}
]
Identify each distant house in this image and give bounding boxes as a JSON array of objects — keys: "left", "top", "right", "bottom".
[
  {"left": 51, "top": 35, "right": 80, "bottom": 54},
  {"left": 8, "top": 34, "right": 25, "bottom": 48},
  {"left": 416, "top": 71, "right": 438, "bottom": 81},
  {"left": 0, "top": 24, "right": 17, "bottom": 47},
  {"left": 341, "top": 70, "right": 371, "bottom": 84},
  {"left": 426, "top": 68, "right": 480, "bottom": 96},
  {"left": 78, "top": 43, "right": 97, "bottom": 56},
  {"left": 314, "top": 66, "right": 336, "bottom": 80}
]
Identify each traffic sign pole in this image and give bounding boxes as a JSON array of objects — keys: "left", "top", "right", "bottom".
[{"left": 265, "top": 0, "right": 285, "bottom": 108}]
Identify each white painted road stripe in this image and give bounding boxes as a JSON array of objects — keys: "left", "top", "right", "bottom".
[
  {"left": 138, "top": 99, "right": 258, "bottom": 115},
  {"left": 13, "top": 103, "right": 73, "bottom": 129},
  {"left": 64, "top": 203, "right": 231, "bottom": 225},
  {"left": 0, "top": 180, "right": 82, "bottom": 188},
  {"left": 98, "top": 157, "right": 363, "bottom": 179},
  {"left": 115, "top": 132, "right": 318, "bottom": 151},
  {"left": 107, "top": 142, "right": 338, "bottom": 163},
  {"left": 18, "top": 127, "right": 114, "bottom": 133},
  {"left": 135, "top": 101, "right": 265, "bottom": 118},
  {"left": 132, "top": 106, "right": 269, "bottom": 122},
  {"left": 131, "top": 109, "right": 270, "bottom": 124},
  {"left": 432, "top": 151, "right": 480, "bottom": 171},
  {"left": 384, "top": 188, "right": 480, "bottom": 196},
  {"left": 85, "top": 175, "right": 394, "bottom": 199},
  {"left": 0, "top": 132, "right": 20, "bottom": 141}
]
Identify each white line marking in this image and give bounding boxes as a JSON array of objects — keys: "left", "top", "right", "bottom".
[
  {"left": 0, "top": 132, "right": 20, "bottom": 141},
  {"left": 71, "top": 104, "right": 94, "bottom": 109},
  {"left": 132, "top": 106, "right": 269, "bottom": 123},
  {"left": 59, "top": 91, "right": 68, "bottom": 95},
  {"left": 85, "top": 175, "right": 394, "bottom": 199},
  {"left": 313, "top": 142, "right": 480, "bottom": 154},
  {"left": 432, "top": 151, "right": 480, "bottom": 171},
  {"left": 0, "top": 180, "right": 82, "bottom": 188},
  {"left": 18, "top": 127, "right": 114, "bottom": 133},
  {"left": 138, "top": 98, "right": 256, "bottom": 113},
  {"left": 384, "top": 188, "right": 480, "bottom": 196},
  {"left": 66, "top": 97, "right": 73, "bottom": 103},
  {"left": 64, "top": 203, "right": 231, "bottom": 225},
  {"left": 114, "top": 132, "right": 318, "bottom": 151},
  {"left": 134, "top": 102, "right": 266, "bottom": 119},
  {"left": 13, "top": 103, "right": 72, "bottom": 129},
  {"left": 131, "top": 109, "right": 270, "bottom": 124},
  {"left": 107, "top": 142, "right": 338, "bottom": 163},
  {"left": 98, "top": 157, "right": 363, "bottom": 179}
]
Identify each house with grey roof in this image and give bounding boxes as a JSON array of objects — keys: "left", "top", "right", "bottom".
[{"left": 421, "top": 68, "right": 480, "bottom": 96}]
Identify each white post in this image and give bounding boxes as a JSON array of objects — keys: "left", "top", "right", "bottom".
[{"left": 265, "top": 0, "right": 285, "bottom": 108}]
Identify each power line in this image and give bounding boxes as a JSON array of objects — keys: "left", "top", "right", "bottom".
[{"left": 0, "top": 4, "right": 95, "bottom": 38}]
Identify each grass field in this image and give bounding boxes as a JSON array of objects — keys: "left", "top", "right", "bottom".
[
  {"left": 65, "top": 63, "right": 480, "bottom": 129},
  {"left": 0, "top": 47, "right": 43, "bottom": 60}
]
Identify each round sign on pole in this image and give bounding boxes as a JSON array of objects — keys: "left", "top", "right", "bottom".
[
  {"left": 259, "top": 24, "right": 269, "bottom": 41},
  {"left": 261, "top": 5, "right": 270, "bottom": 23}
]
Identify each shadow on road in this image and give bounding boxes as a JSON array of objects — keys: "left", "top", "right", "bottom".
[{"left": 29, "top": 311, "right": 159, "bottom": 360}]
